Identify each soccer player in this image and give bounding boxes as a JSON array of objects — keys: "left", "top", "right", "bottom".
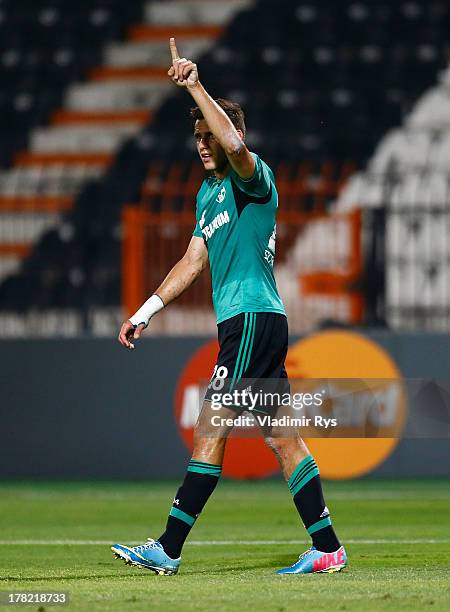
[{"left": 112, "top": 38, "right": 347, "bottom": 576}]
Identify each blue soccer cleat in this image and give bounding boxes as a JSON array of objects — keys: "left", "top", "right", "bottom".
[
  {"left": 111, "top": 538, "right": 181, "bottom": 575},
  {"left": 276, "top": 545, "right": 348, "bottom": 575}
]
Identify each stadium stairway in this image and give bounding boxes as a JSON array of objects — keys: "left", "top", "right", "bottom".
[
  {"left": 126, "top": 0, "right": 450, "bottom": 333},
  {"left": 285, "top": 63, "right": 450, "bottom": 331},
  {"left": 0, "top": 0, "right": 146, "bottom": 284},
  {"left": 334, "top": 64, "right": 450, "bottom": 330},
  {"left": 0, "top": 0, "right": 249, "bottom": 333},
  {"left": 2, "top": 0, "right": 450, "bottom": 335}
]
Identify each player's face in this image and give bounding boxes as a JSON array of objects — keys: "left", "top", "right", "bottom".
[{"left": 194, "top": 120, "right": 228, "bottom": 173}]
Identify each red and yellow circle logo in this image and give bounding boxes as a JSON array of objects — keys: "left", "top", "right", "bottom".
[
  {"left": 286, "top": 330, "right": 406, "bottom": 479},
  {"left": 174, "top": 340, "right": 280, "bottom": 479},
  {"left": 174, "top": 330, "right": 406, "bottom": 480}
]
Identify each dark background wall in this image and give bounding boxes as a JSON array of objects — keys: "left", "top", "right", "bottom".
[{"left": 1, "top": 332, "right": 449, "bottom": 479}]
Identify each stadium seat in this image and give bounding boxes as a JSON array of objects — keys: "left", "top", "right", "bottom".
[
  {"left": 1, "top": 0, "right": 450, "bottom": 333},
  {"left": 335, "top": 41, "right": 450, "bottom": 329}
]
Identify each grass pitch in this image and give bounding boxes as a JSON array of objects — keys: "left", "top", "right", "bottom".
[{"left": 0, "top": 479, "right": 449, "bottom": 611}]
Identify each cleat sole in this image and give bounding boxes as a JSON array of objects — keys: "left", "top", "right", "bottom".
[
  {"left": 277, "top": 563, "right": 347, "bottom": 575},
  {"left": 317, "top": 564, "right": 347, "bottom": 574}
]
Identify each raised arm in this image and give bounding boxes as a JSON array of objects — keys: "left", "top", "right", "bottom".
[
  {"left": 167, "top": 37, "right": 255, "bottom": 180},
  {"left": 118, "top": 236, "right": 208, "bottom": 349}
]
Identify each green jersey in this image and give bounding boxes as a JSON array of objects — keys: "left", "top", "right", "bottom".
[{"left": 193, "top": 152, "right": 286, "bottom": 324}]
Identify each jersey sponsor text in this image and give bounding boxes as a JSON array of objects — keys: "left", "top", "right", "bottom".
[{"left": 202, "top": 210, "right": 230, "bottom": 241}]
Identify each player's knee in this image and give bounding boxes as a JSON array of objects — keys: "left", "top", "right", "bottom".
[{"left": 265, "top": 436, "right": 295, "bottom": 458}]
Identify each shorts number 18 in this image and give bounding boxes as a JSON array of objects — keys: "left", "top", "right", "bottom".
[{"left": 208, "top": 365, "right": 228, "bottom": 390}]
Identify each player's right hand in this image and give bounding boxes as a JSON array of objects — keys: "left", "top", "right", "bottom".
[
  {"left": 168, "top": 37, "right": 199, "bottom": 88},
  {"left": 118, "top": 320, "right": 146, "bottom": 350}
]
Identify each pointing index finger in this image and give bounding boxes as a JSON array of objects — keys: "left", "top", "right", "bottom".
[{"left": 170, "top": 37, "right": 179, "bottom": 61}]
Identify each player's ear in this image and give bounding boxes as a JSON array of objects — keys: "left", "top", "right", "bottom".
[{"left": 236, "top": 129, "right": 244, "bottom": 141}]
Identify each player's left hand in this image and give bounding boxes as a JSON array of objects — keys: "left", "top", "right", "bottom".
[{"left": 168, "top": 37, "right": 199, "bottom": 88}]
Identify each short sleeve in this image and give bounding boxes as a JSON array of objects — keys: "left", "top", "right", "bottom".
[
  {"left": 193, "top": 218, "right": 202, "bottom": 238},
  {"left": 230, "top": 153, "right": 272, "bottom": 198},
  {"left": 193, "top": 190, "right": 204, "bottom": 237}
]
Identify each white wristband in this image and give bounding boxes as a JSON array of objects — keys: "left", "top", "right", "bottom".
[{"left": 129, "top": 294, "right": 164, "bottom": 327}]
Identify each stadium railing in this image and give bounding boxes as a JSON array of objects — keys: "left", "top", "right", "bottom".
[{"left": 121, "top": 206, "right": 364, "bottom": 335}]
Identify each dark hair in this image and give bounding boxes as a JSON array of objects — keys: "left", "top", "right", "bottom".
[{"left": 190, "top": 98, "right": 246, "bottom": 136}]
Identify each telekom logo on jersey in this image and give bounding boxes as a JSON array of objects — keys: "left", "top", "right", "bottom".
[
  {"left": 200, "top": 210, "right": 230, "bottom": 241},
  {"left": 198, "top": 186, "right": 230, "bottom": 242}
]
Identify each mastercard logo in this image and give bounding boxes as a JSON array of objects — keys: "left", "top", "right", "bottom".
[{"left": 174, "top": 330, "right": 406, "bottom": 480}]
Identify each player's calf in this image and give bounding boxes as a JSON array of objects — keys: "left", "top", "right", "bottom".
[{"left": 268, "top": 443, "right": 344, "bottom": 554}]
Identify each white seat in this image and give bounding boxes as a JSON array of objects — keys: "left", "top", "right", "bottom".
[
  {"left": 401, "top": 131, "right": 433, "bottom": 168},
  {"left": 386, "top": 210, "right": 449, "bottom": 259},
  {"left": 306, "top": 65, "right": 450, "bottom": 330},
  {"left": 386, "top": 261, "right": 419, "bottom": 309},
  {"left": 369, "top": 129, "right": 433, "bottom": 172},
  {"left": 335, "top": 173, "right": 386, "bottom": 210},
  {"left": 389, "top": 171, "right": 450, "bottom": 209},
  {"left": 408, "top": 89, "right": 450, "bottom": 128},
  {"left": 426, "top": 171, "right": 450, "bottom": 205},
  {"left": 419, "top": 262, "right": 450, "bottom": 308},
  {"left": 104, "top": 39, "right": 211, "bottom": 68},
  {"left": 0, "top": 213, "right": 60, "bottom": 243},
  {"left": 369, "top": 129, "right": 403, "bottom": 172},
  {"left": 390, "top": 172, "right": 425, "bottom": 208},
  {"left": 65, "top": 80, "right": 172, "bottom": 111},
  {"left": 0, "top": 165, "right": 102, "bottom": 195},
  {"left": 334, "top": 174, "right": 365, "bottom": 210},
  {"left": 30, "top": 124, "right": 139, "bottom": 153},
  {"left": 431, "top": 131, "right": 450, "bottom": 171},
  {"left": 287, "top": 215, "right": 353, "bottom": 273},
  {"left": 144, "top": 0, "right": 250, "bottom": 25}
]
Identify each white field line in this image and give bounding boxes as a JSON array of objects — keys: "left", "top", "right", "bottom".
[
  {"left": 5, "top": 492, "right": 449, "bottom": 502},
  {"left": 0, "top": 538, "right": 448, "bottom": 546}
]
